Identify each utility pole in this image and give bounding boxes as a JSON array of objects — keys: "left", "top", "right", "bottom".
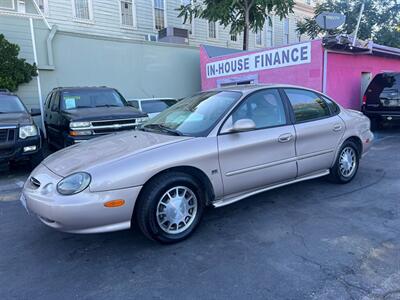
[{"left": 352, "top": 0, "right": 365, "bottom": 46}]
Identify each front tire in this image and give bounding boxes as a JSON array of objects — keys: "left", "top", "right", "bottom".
[
  {"left": 329, "top": 140, "right": 360, "bottom": 184},
  {"left": 135, "top": 172, "right": 205, "bottom": 244}
]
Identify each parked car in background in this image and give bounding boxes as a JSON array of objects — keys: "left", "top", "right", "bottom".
[
  {"left": 22, "top": 85, "right": 373, "bottom": 243},
  {"left": 128, "top": 98, "right": 178, "bottom": 118},
  {"left": 0, "top": 91, "right": 43, "bottom": 167},
  {"left": 362, "top": 72, "right": 400, "bottom": 129},
  {"left": 44, "top": 87, "right": 148, "bottom": 149}
]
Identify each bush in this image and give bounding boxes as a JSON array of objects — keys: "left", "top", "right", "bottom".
[{"left": 0, "top": 34, "right": 37, "bottom": 92}]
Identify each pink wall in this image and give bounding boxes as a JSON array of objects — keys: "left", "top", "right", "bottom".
[
  {"left": 326, "top": 52, "right": 400, "bottom": 110},
  {"left": 200, "top": 40, "right": 324, "bottom": 91},
  {"left": 200, "top": 40, "right": 400, "bottom": 110}
]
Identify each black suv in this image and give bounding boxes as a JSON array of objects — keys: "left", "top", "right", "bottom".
[
  {"left": 362, "top": 72, "right": 400, "bottom": 128},
  {"left": 0, "top": 90, "right": 43, "bottom": 166},
  {"left": 44, "top": 87, "right": 148, "bottom": 149}
]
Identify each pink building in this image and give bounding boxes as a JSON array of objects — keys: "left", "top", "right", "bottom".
[{"left": 200, "top": 39, "right": 400, "bottom": 110}]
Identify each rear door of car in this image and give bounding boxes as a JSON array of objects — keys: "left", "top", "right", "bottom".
[
  {"left": 282, "top": 88, "right": 345, "bottom": 177},
  {"left": 217, "top": 88, "right": 297, "bottom": 197}
]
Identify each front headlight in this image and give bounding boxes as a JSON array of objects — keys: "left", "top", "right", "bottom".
[
  {"left": 19, "top": 125, "right": 38, "bottom": 139},
  {"left": 70, "top": 121, "right": 90, "bottom": 129},
  {"left": 136, "top": 117, "right": 149, "bottom": 124},
  {"left": 57, "top": 172, "right": 91, "bottom": 195}
]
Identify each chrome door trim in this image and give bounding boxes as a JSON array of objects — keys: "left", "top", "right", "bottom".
[
  {"left": 225, "top": 149, "right": 333, "bottom": 177},
  {"left": 213, "top": 169, "right": 330, "bottom": 208}
]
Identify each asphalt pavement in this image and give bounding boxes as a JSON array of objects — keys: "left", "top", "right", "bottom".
[{"left": 0, "top": 129, "right": 399, "bottom": 300}]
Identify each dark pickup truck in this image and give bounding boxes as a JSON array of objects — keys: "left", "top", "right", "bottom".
[
  {"left": 0, "top": 90, "right": 43, "bottom": 166},
  {"left": 44, "top": 87, "right": 148, "bottom": 149}
]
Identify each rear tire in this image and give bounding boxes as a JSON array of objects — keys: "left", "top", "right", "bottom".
[
  {"left": 328, "top": 140, "right": 360, "bottom": 184},
  {"left": 135, "top": 171, "right": 205, "bottom": 244}
]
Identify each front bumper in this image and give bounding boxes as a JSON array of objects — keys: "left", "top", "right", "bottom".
[
  {"left": 0, "top": 135, "right": 41, "bottom": 162},
  {"left": 21, "top": 164, "right": 142, "bottom": 233}
]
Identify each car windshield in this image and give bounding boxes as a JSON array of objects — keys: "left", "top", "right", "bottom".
[
  {"left": 141, "top": 99, "right": 177, "bottom": 114},
  {"left": 60, "top": 89, "right": 127, "bottom": 110},
  {"left": 0, "top": 95, "right": 26, "bottom": 113},
  {"left": 139, "top": 91, "right": 241, "bottom": 137}
]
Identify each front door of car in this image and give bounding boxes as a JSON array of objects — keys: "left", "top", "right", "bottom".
[
  {"left": 283, "top": 88, "right": 345, "bottom": 177},
  {"left": 217, "top": 89, "right": 297, "bottom": 197}
]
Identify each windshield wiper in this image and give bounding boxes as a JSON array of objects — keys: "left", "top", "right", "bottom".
[
  {"left": 141, "top": 124, "right": 183, "bottom": 136},
  {"left": 96, "top": 104, "right": 120, "bottom": 108}
]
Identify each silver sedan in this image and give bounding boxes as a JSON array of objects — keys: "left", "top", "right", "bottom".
[{"left": 21, "top": 85, "right": 373, "bottom": 243}]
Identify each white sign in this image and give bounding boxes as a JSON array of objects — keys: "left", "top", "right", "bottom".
[{"left": 206, "top": 42, "right": 312, "bottom": 79}]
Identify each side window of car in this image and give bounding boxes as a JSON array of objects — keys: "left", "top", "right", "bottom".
[
  {"left": 45, "top": 93, "right": 52, "bottom": 110},
  {"left": 129, "top": 100, "right": 139, "bottom": 109},
  {"left": 284, "top": 89, "right": 331, "bottom": 123},
  {"left": 321, "top": 95, "right": 340, "bottom": 115},
  {"left": 51, "top": 92, "right": 59, "bottom": 112},
  {"left": 222, "top": 89, "right": 287, "bottom": 131}
]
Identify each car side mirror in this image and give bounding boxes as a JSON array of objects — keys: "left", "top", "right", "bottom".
[
  {"left": 30, "top": 108, "right": 41, "bottom": 116},
  {"left": 230, "top": 119, "right": 256, "bottom": 133}
]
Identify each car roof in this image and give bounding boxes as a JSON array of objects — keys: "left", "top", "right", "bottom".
[
  {"left": 51, "top": 86, "right": 115, "bottom": 92},
  {"left": 211, "top": 83, "right": 322, "bottom": 94}
]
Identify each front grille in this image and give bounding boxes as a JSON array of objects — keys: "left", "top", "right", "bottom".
[
  {"left": 0, "top": 129, "right": 7, "bottom": 142},
  {"left": 0, "top": 128, "right": 16, "bottom": 143},
  {"left": 91, "top": 118, "right": 137, "bottom": 127}
]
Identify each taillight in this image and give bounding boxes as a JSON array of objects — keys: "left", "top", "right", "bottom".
[{"left": 362, "top": 95, "right": 367, "bottom": 105}]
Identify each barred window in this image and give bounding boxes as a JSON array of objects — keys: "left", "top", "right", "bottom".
[
  {"left": 208, "top": 21, "right": 217, "bottom": 39},
  {"left": 230, "top": 34, "right": 237, "bottom": 42},
  {"left": 74, "top": 0, "right": 92, "bottom": 20},
  {"left": 284, "top": 18, "right": 289, "bottom": 44},
  {"left": 120, "top": 0, "right": 134, "bottom": 27},
  {"left": 255, "top": 30, "right": 262, "bottom": 46},
  {"left": 266, "top": 21, "right": 273, "bottom": 47},
  {"left": 154, "top": 0, "right": 165, "bottom": 30}
]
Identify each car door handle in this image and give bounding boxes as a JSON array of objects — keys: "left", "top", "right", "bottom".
[
  {"left": 333, "top": 124, "right": 342, "bottom": 132},
  {"left": 278, "top": 133, "right": 293, "bottom": 143}
]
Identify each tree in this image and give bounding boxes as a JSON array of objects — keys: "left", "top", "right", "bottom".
[
  {"left": 296, "top": 0, "right": 400, "bottom": 48},
  {"left": 177, "top": 0, "right": 295, "bottom": 51},
  {"left": 0, "top": 34, "right": 37, "bottom": 92}
]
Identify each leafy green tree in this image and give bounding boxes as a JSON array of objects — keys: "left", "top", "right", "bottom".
[
  {"left": 296, "top": 0, "right": 400, "bottom": 48},
  {"left": 0, "top": 34, "right": 37, "bottom": 92},
  {"left": 177, "top": 0, "right": 295, "bottom": 50}
]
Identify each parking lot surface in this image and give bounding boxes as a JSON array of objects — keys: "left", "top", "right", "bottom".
[{"left": 0, "top": 129, "right": 399, "bottom": 300}]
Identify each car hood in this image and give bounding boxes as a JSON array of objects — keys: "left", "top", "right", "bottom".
[
  {"left": 0, "top": 112, "right": 32, "bottom": 126},
  {"left": 62, "top": 106, "right": 147, "bottom": 121},
  {"left": 42, "top": 130, "right": 192, "bottom": 176}
]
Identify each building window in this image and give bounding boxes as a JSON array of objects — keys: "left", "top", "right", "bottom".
[
  {"left": 73, "top": 0, "right": 93, "bottom": 20},
  {"left": 0, "top": 0, "right": 15, "bottom": 10},
  {"left": 284, "top": 18, "right": 289, "bottom": 44},
  {"left": 208, "top": 21, "right": 217, "bottom": 39},
  {"left": 230, "top": 34, "right": 237, "bottom": 42},
  {"left": 34, "top": 0, "right": 48, "bottom": 14},
  {"left": 120, "top": 0, "right": 135, "bottom": 27},
  {"left": 154, "top": 0, "right": 165, "bottom": 31},
  {"left": 266, "top": 21, "right": 273, "bottom": 47},
  {"left": 255, "top": 30, "right": 262, "bottom": 46}
]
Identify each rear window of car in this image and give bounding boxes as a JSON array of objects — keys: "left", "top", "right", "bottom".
[
  {"left": 366, "top": 73, "right": 400, "bottom": 97},
  {"left": 284, "top": 89, "right": 331, "bottom": 123},
  {"left": 141, "top": 100, "right": 177, "bottom": 114},
  {"left": 0, "top": 95, "right": 26, "bottom": 113}
]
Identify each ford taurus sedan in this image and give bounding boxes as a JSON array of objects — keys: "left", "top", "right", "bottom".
[{"left": 21, "top": 85, "right": 373, "bottom": 243}]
